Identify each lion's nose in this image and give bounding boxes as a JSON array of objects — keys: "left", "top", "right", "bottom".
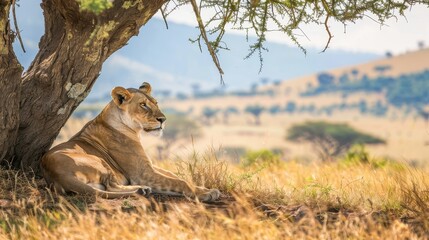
[{"left": 156, "top": 116, "right": 166, "bottom": 124}]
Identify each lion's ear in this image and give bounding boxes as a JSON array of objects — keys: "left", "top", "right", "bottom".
[
  {"left": 139, "top": 82, "right": 152, "bottom": 95},
  {"left": 111, "top": 87, "right": 131, "bottom": 106}
]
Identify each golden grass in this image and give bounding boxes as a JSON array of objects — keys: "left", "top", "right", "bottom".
[{"left": 1, "top": 150, "right": 429, "bottom": 239}]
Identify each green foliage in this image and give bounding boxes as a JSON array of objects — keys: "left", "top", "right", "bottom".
[
  {"left": 341, "top": 145, "right": 405, "bottom": 170},
  {"left": 287, "top": 121, "right": 385, "bottom": 161},
  {"left": 287, "top": 121, "right": 385, "bottom": 146},
  {"left": 242, "top": 149, "right": 280, "bottom": 167},
  {"left": 77, "top": 0, "right": 113, "bottom": 14},
  {"left": 342, "top": 145, "right": 370, "bottom": 165},
  {"left": 302, "top": 181, "right": 333, "bottom": 202}
]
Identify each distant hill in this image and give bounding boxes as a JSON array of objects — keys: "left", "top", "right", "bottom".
[
  {"left": 14, "top": 1, "right": 379, "bottom": 101},
  {"left": 269, "top": 48, "right": 429, "bottom": 113},
  {"left": 273, "top": 47, "right": 429, "bottom": 94},
  {"left": 157, "top": 48, "right": 429, "bottom": 120}
]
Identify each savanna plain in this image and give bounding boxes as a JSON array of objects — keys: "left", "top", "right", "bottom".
[{"left": 1, "top": 142, "right": 429, "bottom": 239}]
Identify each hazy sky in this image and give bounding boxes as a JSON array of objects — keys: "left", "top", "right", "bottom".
[{"left": 155, "top": 4, "right": 429, "bottom": 55}]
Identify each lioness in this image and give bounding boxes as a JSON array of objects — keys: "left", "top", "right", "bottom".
[{"left": 41, "top": 82, "right": 220, "bottom": 201}]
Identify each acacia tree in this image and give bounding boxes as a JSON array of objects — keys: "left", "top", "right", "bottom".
[
  {"left": 0, "top": 0, "right": 427, "bottom": 172},
  {"left": 286, "top": 121, "right": 385, "bottom": 161},
  {"left": 245, "top": 105, "right": 265, "bottom": 125},
  {"left": 202, "top": 107, "right": 219, "bottom": 125}
]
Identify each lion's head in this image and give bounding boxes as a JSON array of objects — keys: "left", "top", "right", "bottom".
[{"left": 110, "top": 82, "right": 166, "bottom": 136}]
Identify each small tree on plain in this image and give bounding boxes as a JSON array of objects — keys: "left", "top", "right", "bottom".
[
  {"left": 202, "top": 107, "right": 219, "bottom": 125},
  {"left": 374, "top": 65, "right": 391, "bottom": 76},
  {"left": 286, "top": 121, "right": 385, "bottom": 161},
  {"left": 317, "top": 73, "right": 335, "bottom": 86},
  {"left": 269, "top": 105, "right": 282, "bottom": 115},
  {"left": 285, "top": 101, "right": 297, "bottom": 113},
  {"left": 245, "top": 105, "right": 265, "bottom": 125}
]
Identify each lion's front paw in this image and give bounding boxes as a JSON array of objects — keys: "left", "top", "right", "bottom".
[
  {"left": 137, "top": 186, "right": 152, "bottom": 196},
  {"left": 196, "top": 187, "right": 221, "bottom": 202}
]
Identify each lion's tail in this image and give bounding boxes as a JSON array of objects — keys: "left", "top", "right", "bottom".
[{"left": 49, "top": 176, "right": 139, "bottom": 199}]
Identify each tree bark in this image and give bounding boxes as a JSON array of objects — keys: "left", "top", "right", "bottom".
[
  {"left": 0, "top": 1, "right": 23, "bottom": 165},
  {"left": 11, "top": 0, "right": 165, "bottom": 172}
]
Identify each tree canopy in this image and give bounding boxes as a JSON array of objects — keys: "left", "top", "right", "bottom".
[
  {"left": 79, "top": 0, "right": 429, "bottom": 76},
  {"left": 286, "top": 121, "right": 385, "bottom": 161},
  {"left": 245, "top": 105, "right": 265, "bottom": 125}
]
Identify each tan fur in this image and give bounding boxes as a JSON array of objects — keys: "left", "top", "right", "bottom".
[{"left": 41, "top": 83, "right": 220, "bottom": 201}]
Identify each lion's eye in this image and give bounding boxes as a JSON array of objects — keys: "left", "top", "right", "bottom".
[{"left": 141, "top": 103, "right": 147, "bottom": 108}]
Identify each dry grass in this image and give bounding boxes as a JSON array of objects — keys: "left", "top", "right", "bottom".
[{"left": 1, "top": 150, "right": 429, "bottom": 239}]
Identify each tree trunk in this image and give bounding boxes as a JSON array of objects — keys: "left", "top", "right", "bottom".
[
  {"left": 255, "top": 115, "right": 260, "bottom": 125},
  {"left": 0, "top": 1, "right": 23, "bottom": 165},
  {"left": 9, "top": 0, "right": 165, "bottom": 172}
]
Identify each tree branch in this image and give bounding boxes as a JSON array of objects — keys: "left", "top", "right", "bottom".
[
  {"left": 160, "top": 6, "right": 169, "bottom": 29},
  {"left": 11, "top": 0, "right": 25, "bottom": 53},
  {"left": 320, "top": 14, "right": 332, "bottom": 53},
  {"left": 320, "top": 0, "right": 333, "bottom": 53},
  {"left": 190, "top": 0, "right": 225, "bottom": 84}
]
